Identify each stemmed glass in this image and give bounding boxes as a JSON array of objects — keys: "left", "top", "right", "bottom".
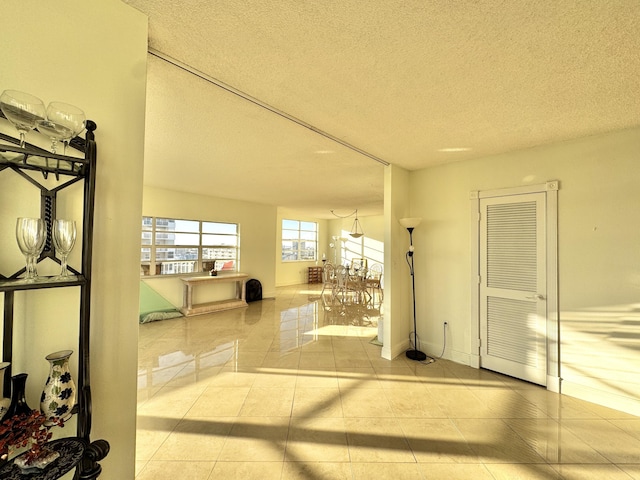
[
  {"left": 45, "top": 102, "right": 85, "bottom": 155},
  {"left": 0, "top": 90, "right": 46, "bottom": 148},
  {"left": 36, "top": 118, "right": 74, "bottom": 154},
  {"left": 15, "top": 217, "right": 46, "bottom": 281},
  {"left": 53, "top": 219, "right": 77, "bottom": 278}
]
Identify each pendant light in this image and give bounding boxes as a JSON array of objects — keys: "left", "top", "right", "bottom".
[
  {"left": 330, "top": 209, "right": 365, "bottom": 238},
  {"left": 350, "top": 210, "right": 363, "bottom": 238}
]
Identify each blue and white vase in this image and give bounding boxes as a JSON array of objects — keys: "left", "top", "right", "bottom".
[{"left": 40, "top": 350, "right": 76, "bottom": 426}]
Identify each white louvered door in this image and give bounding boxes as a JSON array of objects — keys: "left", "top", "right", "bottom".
[{"left": 479, "top": 193, "right": 547, "bottom": 385}]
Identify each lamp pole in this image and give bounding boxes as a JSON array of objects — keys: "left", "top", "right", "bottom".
[{"left": 401, "top": 220, "right": 426, "bottom": 362}]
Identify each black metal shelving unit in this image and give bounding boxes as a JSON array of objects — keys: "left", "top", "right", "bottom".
[{"left": 0, "top": 115, "right": 109, "bottom": 479}]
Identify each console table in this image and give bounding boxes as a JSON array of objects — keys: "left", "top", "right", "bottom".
[{"left": 180, "top": 273, "right": 249, "bottom": 316}]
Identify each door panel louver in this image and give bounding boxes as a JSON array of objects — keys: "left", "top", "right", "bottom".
[
  {"left": 487, "top": 296, "right": 539, "bottom": 367},
  {"left": 486, "top": 202, "right": 537, "bottom": 291}
]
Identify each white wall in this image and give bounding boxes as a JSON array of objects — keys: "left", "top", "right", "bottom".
[
  {"left": 143, "top": 186, "right": 277, "bottom": 301},
  {"left": 409, "top": 127, "right": 640, "bottom": 415},
  {"left": 0, "top": 1, "right": 147, "bottom": 478},
  {"left": 383, "top": 165, "right": 414, "bottom": 360}
]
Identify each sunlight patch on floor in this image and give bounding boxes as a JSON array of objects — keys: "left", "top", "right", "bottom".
[{"left": 303, "top": 324, "right": 378, "bottom": 337}]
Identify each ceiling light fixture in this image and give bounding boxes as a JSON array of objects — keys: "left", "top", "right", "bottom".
[
  {"left": 330, "top": 209, "right": 364, "bottom": 238},
  {"left": 437, "top": 147, "right": 471, "bottom": 153}
]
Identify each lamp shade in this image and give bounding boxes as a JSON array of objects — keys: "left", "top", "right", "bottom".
[{"left": 399, "top": 217, "right": 422, "bottom": 229}]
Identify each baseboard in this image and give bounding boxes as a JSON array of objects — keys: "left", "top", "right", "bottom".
[
  {"left": 561, "top": 379, "right": 640, "bottom": 417},
  {"left": 546, "top": 375, "right": 561, "bottom": 393},
  {"left": 382, "top": 337, "right": 411, "bottom": 360},
  {"left": 419, "top": 340, "right": 474, "bottom": 367}
]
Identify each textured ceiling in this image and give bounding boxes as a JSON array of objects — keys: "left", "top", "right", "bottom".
[{"left": 123, "top": 0, "right": 640, "bottom": 218}]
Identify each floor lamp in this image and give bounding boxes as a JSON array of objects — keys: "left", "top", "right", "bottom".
[{"left": 399, "top": 217, "right": 426, "bottom": 361}]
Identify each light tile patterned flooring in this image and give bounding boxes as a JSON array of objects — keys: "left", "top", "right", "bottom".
[{"left": 136, "top": 284, "right": 640, "bottom": 479}]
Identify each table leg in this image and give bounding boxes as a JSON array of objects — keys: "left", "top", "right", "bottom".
[{"left": 183, "top": 284, "right": 193, "bottom": 310}]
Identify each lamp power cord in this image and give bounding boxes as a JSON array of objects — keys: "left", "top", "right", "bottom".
[{"left": 407, "top": 321, "right": 448, "bottom": 365}]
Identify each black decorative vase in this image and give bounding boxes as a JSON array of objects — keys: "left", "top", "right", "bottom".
[{"left": 1, "top": 373, "right": 31, "bottom": 423}]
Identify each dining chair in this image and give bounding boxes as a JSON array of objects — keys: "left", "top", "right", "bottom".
[
  {"left": 320, "top": 263, "right": 336, "bottom": 298},
  {"left": 366, "top": 263, "right": 383, "bottom": 306}
]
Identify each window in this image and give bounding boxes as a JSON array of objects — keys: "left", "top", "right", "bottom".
[
  {"left": 141, "top": 217, "right": 239, "bottom": 276},
  {"left": 282, "top": 219, "right": 317, "bottom": 261}
]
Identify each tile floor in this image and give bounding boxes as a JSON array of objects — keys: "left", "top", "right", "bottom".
[{"left": 136, "top": 283, "right": 640, "bottom": 479}]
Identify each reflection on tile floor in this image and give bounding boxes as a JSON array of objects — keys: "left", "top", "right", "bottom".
[{"left": 136, "top": 284, "right": 640, "bottom": 479}]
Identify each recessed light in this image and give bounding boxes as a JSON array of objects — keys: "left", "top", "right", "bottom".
[{"left": 438, "top": 147, "right": 471, "bottom": 153}]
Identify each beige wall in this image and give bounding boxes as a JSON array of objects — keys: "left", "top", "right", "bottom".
[
  {"left": 276, "top": 208, "right": 328, "bottom": 287},
  {"left": 409, "top": 127, "right": 640, "bottom": 415},
  {"left": 143, "top": 186, "right": 277, "bottom": 301},
  {"left": 0, "top": 0, "right": 147, "bottom": 478},
  {"left": 323, "top": 216, "right": 385, "bottom": 267},
  {"left": 383, "top": 165, "right": 415, "bottom": 359}
]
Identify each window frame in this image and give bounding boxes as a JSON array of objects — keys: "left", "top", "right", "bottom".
[
  {"left": 141, "top": 216, "right": 239, "bottom": 276},
  {"left": 281, "top": 219, "right": 318, "bottom": 262}
]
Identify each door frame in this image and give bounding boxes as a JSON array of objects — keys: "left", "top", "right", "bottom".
[{"left": 470, "top": 181, "right": 560, "bottom": 392}]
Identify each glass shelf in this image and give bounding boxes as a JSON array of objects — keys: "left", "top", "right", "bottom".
[
  {"left": 0, "top": 275, "right": 85, "bottom": 292},
  {"left": 0, "top": 144, "right": 87, "bottom": 177}
]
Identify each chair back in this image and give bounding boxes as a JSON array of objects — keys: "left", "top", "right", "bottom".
[
  {"left": 322, "top": 263, "right": 335, "bottom": 283},
  {"left": 334, "top": 265, "right": 348, "bottom": 288},
  {"left": 367, "top": 263, "right": 383, "bottom": 285},
  {"left": 350, "top": 258, "right": 368, "bottom": 271}
]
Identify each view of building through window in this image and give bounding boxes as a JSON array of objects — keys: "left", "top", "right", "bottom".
[
  {"left": 141, "top": 217, "right": 239, "bottom": 276},
  {"left": 282, "top": 219, "right": 317, "bottom": 261}
]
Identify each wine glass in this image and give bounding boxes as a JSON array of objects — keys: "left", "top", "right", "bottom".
[
  {"left": 0, "top": 90, "right": 46, "bottom": 148},
  {"left": 53, "top": 219, "right": 77, "bottom": 278},
  {"left": 45, "top": 102, "right": 85, "bottom": 155},
  {"left": 15, "top": 217, "right": 46, "bottom": 281},
  {"left": 36, "top": 119, "right": 74, "bottom": 154}
]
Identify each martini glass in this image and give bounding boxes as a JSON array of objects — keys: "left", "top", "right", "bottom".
[
  {"left": 0, "top": 90, "right": 46, "bottom": 148},
  {"left": 16, "top": 217, "right": 46, "bottom": 281},
  {"left": 53, "top": 219, "right": 77, "bottom": 278},
  {"left": 46, "top": 102, "right": 85, "bottom": 154}
]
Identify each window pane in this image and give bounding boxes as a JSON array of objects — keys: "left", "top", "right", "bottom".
[
  {"left": 202, "top": 234, "right": 238, "bottom": 246},
  {"left": 156, "top": 247, "right": 199, "bottom": 261},
  {"left": 141, "top": 231, "right": 152, "bottom": 245},
  {"left": 156, "top": 218, "right": 199, "bottom": 233},
  {"left": 300, "top": 231, "right": 316, "bottom": 241},
  {"left": 282, "top": 229, "right": 299, "bottom": 240},
  {"left": 142, "top": 217, "right": 152, "bottom": 230},
  {"left": 282, "top": 250, "right": 298, "bottom": 261},
  {"left": 155, "top": 232, "right": 199, "bottom": 246},
  {"left": 300, "top": 221, "right": 316, "bottom": 231},
  {"left": 157, "top": 260, "right": 197, "bottom": 275},
  {"left": 282, "top": 240, "right": 296, "bottom": 249},
  {"left": 300, "top": 249, "right": 315, "bottom": 260},
  {"left": 203, "top": 247, "right": 236, "bottom": 260},
  {"left": 141, "top": 248, "right": 150, "bottom": 261},
  {"left": 216, "top": 259, "right": 236, "bottom": 271},
  {"left": 203, "top": 222, "right": 237, "bottom": 234},
  {"left": 282, "top": 219, "right": 299, "bottom": 229}
]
